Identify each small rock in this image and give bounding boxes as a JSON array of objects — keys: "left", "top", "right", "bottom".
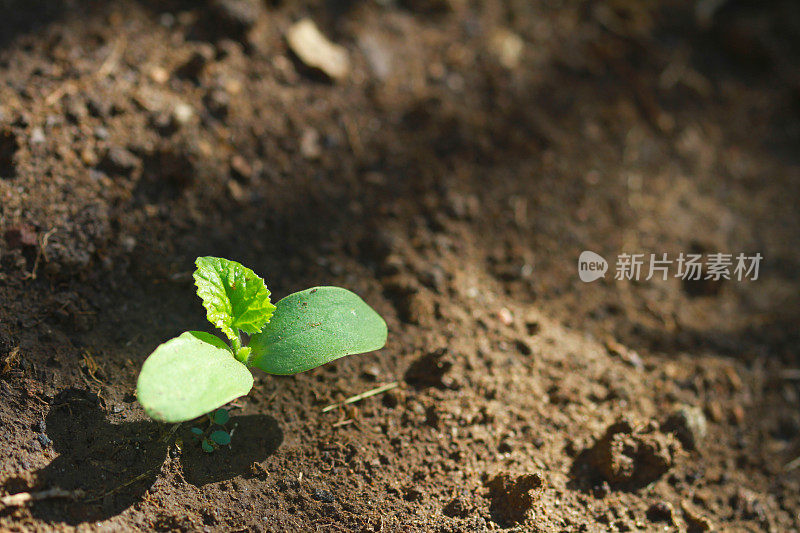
[
  {"left": 172, "top": 102, "right": 195, "bottom": 126},
  {"left": 489, "top": 28, "right": 524, "bottom": 69},
  {"left": 663, "top": 405, "right": 707, "bottom": 451},
  {"left": 286, "top": 19, "right": 350, "bottom": 81},
  {"left": 312, "top": 488, "right": 335, "bottom": 503},
  {"left": 604, "top": 338, "right": 644, "bottom": 370},
  {"left": 300, "top": 127, "right": 322, "bottom": 159},
  {"left": 149, "top": 66, "right": 170, "bottom": 84},
  {"left": 230, "top": 155, "right": 253, "bottom": 181},
  {"left": 498, "top": 307, "right": 514, "bottom": 326},
  {"left": 99, "top": 147, "right": 140, "bottom": 176},
  {"left": 30, "top": 127, "right": 46, "bottom": 145},
  {"left": 681, "top": 500, "right": 714, "bottom": 532}
]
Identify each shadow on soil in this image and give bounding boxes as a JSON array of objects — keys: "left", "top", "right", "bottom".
[{"left": 4, "top": 389, "right": 282, "bottom": 526}]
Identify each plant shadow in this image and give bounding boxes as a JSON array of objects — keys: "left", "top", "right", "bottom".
[{"left": 11, "top": 388, "right": 282, "bottom": 526}]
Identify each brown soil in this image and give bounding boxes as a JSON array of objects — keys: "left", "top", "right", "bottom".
[{"left": 1, "top": 1, "right": 799, "bottom": 531}]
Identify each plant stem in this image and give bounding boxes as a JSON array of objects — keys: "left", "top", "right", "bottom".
[
  {"left": 231, "top": 329, "right": 247, "bottom": 363},
  {"left": 231, "top": 334, "right": 242, "bottom": 354}
]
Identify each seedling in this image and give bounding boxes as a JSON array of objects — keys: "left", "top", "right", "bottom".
[
  {"left": 189, "top": 408, "right": 232, "bottom": 453},
  {"left": 136, "top": 256, "right": 387, "bottom": 424}
]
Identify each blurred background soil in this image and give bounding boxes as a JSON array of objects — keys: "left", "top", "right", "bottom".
[{"left": 0, "top": 0, "right": 799, "bottom": 531}]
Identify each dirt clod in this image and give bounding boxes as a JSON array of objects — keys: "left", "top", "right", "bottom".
[
  {"left": 404, "top": 348, "right": 455, "bottom": 389},
  {"left": 484, "top": 472, "right": 543, "bottom": 526},
  {"left": 579, "top": 418, "right": 680, "bottom": 488},
  {"left": 442, "top": 494, "right": 474, "bottom": 518}
]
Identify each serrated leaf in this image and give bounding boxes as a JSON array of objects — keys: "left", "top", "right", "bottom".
[
  {"left": 137, "top": 331, "right": 254, "bottom": 423},
  {"left": 193, "top": 257, "right": 276, "bottom": 343},
  {"left": 210, "top": 430, "right": 231, "bottom": 445},
  {"left": 249, "top": 287, "right": 387, "bottom": 375},
  {"left": 212, "top": 408, "right": 230, "bottom": 425}
]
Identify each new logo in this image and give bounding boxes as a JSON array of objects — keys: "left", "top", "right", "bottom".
[{"left": 578, "top": 251, "right": 608, "bottom": 282}]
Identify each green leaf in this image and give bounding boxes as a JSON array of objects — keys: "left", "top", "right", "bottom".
[
  {"left": 212, "top": 408, "right": 230, "bottom": 425},
  {"left": 249, "top": 287, "right": 387, "bottom": 375},
  {"left": 202, "top": 439, "right": 215, "bottom": 453},
  {"left": 210, "top": 430, "right": 231, "bottom": 446},
  {"left": 193, "top": 257, "right": 276, "bottom": 343},
  {"left": 137, "top": 331, "right": 254, "bottom": 423},
  {"left": 190, "top": 427, "right": 204, "bottom": 436}
]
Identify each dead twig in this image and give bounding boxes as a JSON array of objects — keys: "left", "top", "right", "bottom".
[
  {"left": 321, "top": 381, "right": 399, "bottom": 413},
  {"left": 0, "top": 488, "right": 84, "bottom": 508},
  {"left": 22, "top": 228, "right": 56, "bottom": 281}
]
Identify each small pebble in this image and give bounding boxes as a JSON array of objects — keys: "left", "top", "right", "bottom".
[
  {"left": 312, "top": 488, "right": 336, "bottom": 503},
  {"left": 286, "top": 19, "right": 350, "bottom": 81},
  {"left": 30, "top": 127, "right": 46, "bottom": 144},
  {"left": 172, "top": 102, "right": 194, "bottom": 126}
]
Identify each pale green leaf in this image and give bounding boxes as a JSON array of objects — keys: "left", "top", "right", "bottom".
[
  {"left": 249, "top": 287, "right": 387, "bottom": 375},
  {"left": 193, "top": 256, "right": 276, "bottom": 342},
  {"left": 137, "top": 331, "right": 254, "bottom": 423}
]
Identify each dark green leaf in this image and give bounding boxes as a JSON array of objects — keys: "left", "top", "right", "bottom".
[
  {"left": 213, "top": 408, "right": 230, "bottom": 425},
  {"left": 210, "top": 430, "right": 231, "bottom": 445},
  {"left": 202, "top": 439, "right": 214, "bottom": 453}
]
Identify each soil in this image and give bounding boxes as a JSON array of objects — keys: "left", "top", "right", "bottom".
[{"left": 1, "top": 0, "right": 799, "bottom": 531}]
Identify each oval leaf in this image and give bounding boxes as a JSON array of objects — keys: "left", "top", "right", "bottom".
[
  {"left": 213, "top": 408, "right": 230, "bottom": 425},
  {"left": 210, "top": 430, "right": 231, "bottom": 445},
  {"left": 249, "top": 287, "right": 387, "bottom": 375},
  {"left": 137, "top": 331, "right": 254, "bottom": 423}
]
